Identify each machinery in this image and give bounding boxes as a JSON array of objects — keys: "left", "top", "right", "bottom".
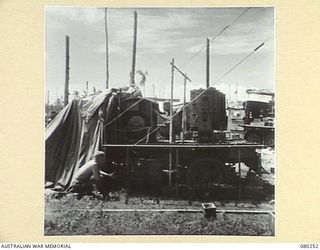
[
  {"left": 242, "top": 89, "right": 275, "bottom": 147},
  {"left": 104, "top": 96, "right": 158, "bottom": 144},
  {"left": 188, "top": 88, "right": 227, "bottom": 142},
  {"left": 102, "top": 87, "right": 269, "bottom": 199}
]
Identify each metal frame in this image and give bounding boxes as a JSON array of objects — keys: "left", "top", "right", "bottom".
[{"left": 103, "top": 143, "right": 264, "bottom": 199}]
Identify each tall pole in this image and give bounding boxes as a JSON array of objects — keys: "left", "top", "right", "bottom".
[
  {"left": 206, "top": 37, "right": 210, "bottom": 88},
  {"left": 169, "top": 61, "right": 192, "bottom": 143},
  {"left": 169, "top": 58, "right": 175, "bottom": 191},
  {"left": 238, "top": 149, "right": 242, "bottom": 200},
  {"left": 170, "top": 58, "right": 174, "bottom": 144},
  {"left": 64, "top": 35, "right": 70, "bottom": 106},
  {"left": 130, "top": 11, "right": 138, "bottom": 86},
  {"left": 86, "top": 81, "right": 89, "bottom": 96},
  {"left": 105, "top": 8, "right": 109, "bottom": 89},
  {"left": 183, "top": 75, "right": 187, "bottom": 105},
  {"left": 181, "top": 75, "right": 187, "bottom": 143}
]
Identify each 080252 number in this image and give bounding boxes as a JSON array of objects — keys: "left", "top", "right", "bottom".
[{"left": 300, "top": 244, "right": 319, "bottom": 248}]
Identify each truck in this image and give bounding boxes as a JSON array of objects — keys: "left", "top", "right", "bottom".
[{"left": 102, "top": 87, "right": 269, "bottom": 199}]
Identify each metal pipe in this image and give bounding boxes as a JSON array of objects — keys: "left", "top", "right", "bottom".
[{"left": 103, "top": 144, "right": 265, "bottom": 148}]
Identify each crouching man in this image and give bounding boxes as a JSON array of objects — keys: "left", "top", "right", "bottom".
[{"left": 68, "top": 151, "right": 115, "bottom": 196}]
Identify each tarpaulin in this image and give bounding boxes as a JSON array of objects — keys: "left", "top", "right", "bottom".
[
  {"left": 45, "top": 90, "right": 112, "bottom": 188},
  {"left": 45, "top": 86, "right": 175, "bottom": 188}
]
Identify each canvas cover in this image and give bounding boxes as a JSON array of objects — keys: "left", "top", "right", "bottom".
[
  {"left": 45, "top": 89, "right": 113, "bottom": 188},
  {"left": 45, "top": 84, "right": 153, "bottom": 188},
  {"left": 45, "top": 86, "right": 181, "bottom": 188}
]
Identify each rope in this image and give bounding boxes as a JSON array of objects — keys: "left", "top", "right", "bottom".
[
  {"left": 134, "top": 38, "right": 271, "bottom": 145},
  {"left": 104, "top": 98, "right": 145, "bottom": 127},
  {"left": 135, "top": 87, "right": 212, "bottom": 145}
]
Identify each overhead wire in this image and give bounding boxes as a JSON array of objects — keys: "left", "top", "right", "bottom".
[
  {"left": 180, "top": 7, "right": 251, "bottom": 69},
  {"left": 104, "top": 97, "right": 145, "bottom": 128},
  {"left": 212, "top": 37, "right": 273, "bottom": 86},
  {"left": 102, "top": 8, "right": 265, "bottom": 133},
  {"left": 134, "top": 37, "right": 271, "bottom": 144},
  {"left": 148, "top": 7, "right": 252, "bottom": 99}
]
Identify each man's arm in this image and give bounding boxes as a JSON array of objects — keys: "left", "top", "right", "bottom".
[
  {"left": 100, "top": 170, "right": 116, "bottom": 179},
  {"left": 91, "top": 164, "right": 101, "bottom": 181}
]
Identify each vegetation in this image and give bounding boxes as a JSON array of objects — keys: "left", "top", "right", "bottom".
[{"left": 45, "top": 191, "right": 274, "bottom": 236}]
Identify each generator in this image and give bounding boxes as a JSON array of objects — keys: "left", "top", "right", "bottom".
[
  {"left": 188, "top": 87, "right": 227, "bottom": 142},
  {"left": 104, "top": 95, "right": 158, "bottom": 144}
]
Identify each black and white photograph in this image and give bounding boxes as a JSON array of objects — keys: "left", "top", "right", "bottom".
[{"left": 44, "top": 6, "right": 275, "bottom": 236}]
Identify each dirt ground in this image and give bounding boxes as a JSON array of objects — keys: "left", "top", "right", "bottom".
[{"left": 44, "top": 190, "right": 275, "bottom": 236}]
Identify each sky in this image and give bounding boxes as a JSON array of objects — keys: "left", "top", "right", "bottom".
[{"left": 45, "top": 7, "right": 274, "bottom": 104}]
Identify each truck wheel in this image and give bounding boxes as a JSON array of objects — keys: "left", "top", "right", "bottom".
[
  {"left": 187, "top": 158, "right": 226, "bottom": 187},
  {"left": 245, "top": 131, "right": 261, "bottom": 144}
]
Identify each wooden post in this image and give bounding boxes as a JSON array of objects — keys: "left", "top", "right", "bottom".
[
  {"left": 169, "top": 149, "right": 172, "bottom": 191},
  {"left": 125, "top": 147, "right": 130, "bottom": 203},
  {"left": 86, "top": 81, "right": 88, "bottom": 96},
  {"left": 64, "top": 35, "right": 70, "bottom": 106},
  {"left": 183, "top": 75, "right": 187, "bottom": 106},
  {"left": 105, "top": 8, "right": 109, "bottom": 89},
  {"left": 181, "top": 75, "right": 187, "bottom": 143},
  {"left": 169, "top": 58, "right": 175, "bottom": 191},
  {"left": 170, "top": 58, "right": 174, "bottom": 144},
  {"left": 238, "top": 148, "right": 242, "bottom": 200},
  {"left": 206, "top": 37, "right": 210, "bottom": 88},
  {"left": 130, "top": 11, "right": 138, "bottom": 86},
  {"left": 169, "top": 61, "right": 192, "bottom": 143}
]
